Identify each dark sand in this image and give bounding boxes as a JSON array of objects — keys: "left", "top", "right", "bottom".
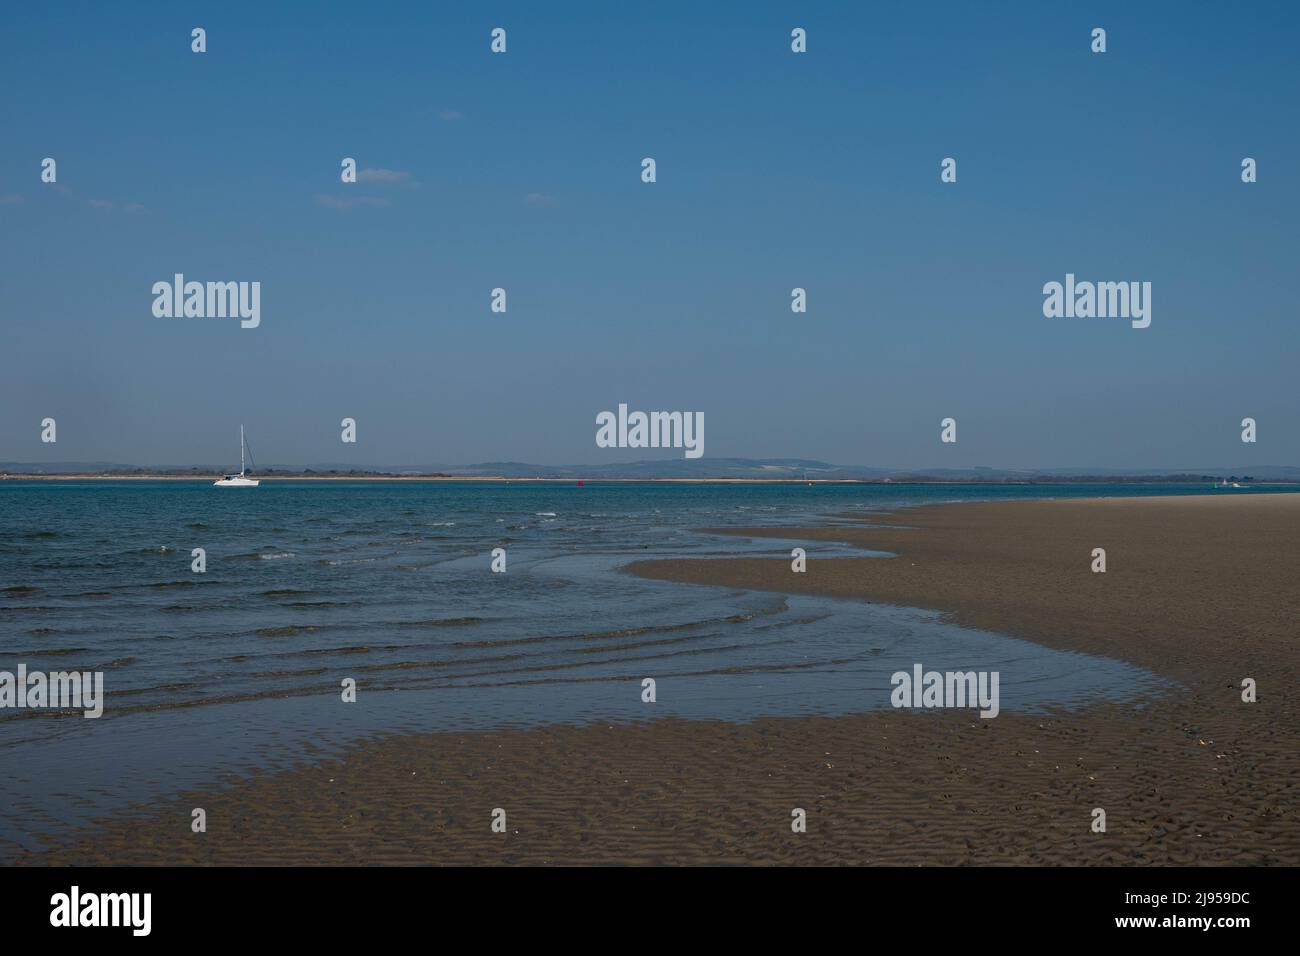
[{"left": 12, "top": 494, "right": 1298, "bottom": 865}]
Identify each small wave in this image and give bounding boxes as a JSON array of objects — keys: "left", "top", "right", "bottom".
[
  {"left": 256, "top": 625, "right": 320, "bottom": 638},
  {"left": 394, "top": 616, "right": 483, "bottom": 629},
  {"left": 449, "top": 614, "right": 746, "bottom": 651},
  {"left": 231, "top": 550, "right": 295, "bottom": 561},
  {"left": 262, "top": 588, "right": 310, "bottom": 597},
  {"left": 3, "top": 585, "right": 40, "bottom": 595},
  {"left": 321, "top": 551, "right": 396, "bottom": 565},
  {"left": 535, "top": 512, "right": 557, "bottom": 517},
  {"left": 111, "top": 680, "right": 198, "bottom": 697}
]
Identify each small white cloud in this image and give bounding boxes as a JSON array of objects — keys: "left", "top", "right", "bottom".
[
  {"left": 438, "top": 110, "right": 463, "bottom": 121},
  {"left": 315, "top": 194, "right": 391, "bottom": 210},
  {"left": 524, "top": 192, "right": 559, "bottom": 208},
  {"left": 357, "top": 167, "right": 412, "bottom": 183}
]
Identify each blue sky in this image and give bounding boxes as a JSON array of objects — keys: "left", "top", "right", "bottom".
[{"left": 1, "top": 1, "right": 1297, "bottom": 469}]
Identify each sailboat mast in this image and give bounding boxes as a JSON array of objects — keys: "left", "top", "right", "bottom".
[{"left": 240, "top": 425, "right": 245, "bottom": 476}]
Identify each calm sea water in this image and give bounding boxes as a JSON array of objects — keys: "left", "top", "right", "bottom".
[{"left": 0, "top": 480, "right": 1279, "bottom": 851}]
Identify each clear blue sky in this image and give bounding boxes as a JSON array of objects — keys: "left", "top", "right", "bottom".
[{"left": 2, "top": 1, "right": 1296, "bottom": 469}]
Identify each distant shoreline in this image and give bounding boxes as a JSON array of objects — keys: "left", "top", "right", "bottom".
[
  {"left": 2, "top": 474, "right": 855, "bottom": 484},
  {"left": 3, "top": 474, "right": 1298, "bottom": 486}
]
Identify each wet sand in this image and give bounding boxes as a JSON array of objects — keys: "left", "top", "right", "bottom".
[{"left": 12, "top": 494, "right": 1298, "bottom": 865}]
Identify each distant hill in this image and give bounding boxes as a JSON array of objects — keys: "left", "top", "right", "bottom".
[{"left": 434, "top": 458, "right": 887, "bottom": 480}]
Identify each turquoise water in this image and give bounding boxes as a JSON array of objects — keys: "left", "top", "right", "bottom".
[{"left": 0, "top": 480, "right": 1281, "bottom": 852}]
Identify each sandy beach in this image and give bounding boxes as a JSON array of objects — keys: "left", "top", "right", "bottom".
[{"left": 12, "top": 493, "right": 1297, "bottom": 865}]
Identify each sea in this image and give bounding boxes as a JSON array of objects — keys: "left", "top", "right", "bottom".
[{"left": 0, "top": 480, "right": 1284, "bottom": 852}]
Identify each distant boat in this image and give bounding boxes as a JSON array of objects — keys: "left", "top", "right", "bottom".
[{"left": 214, "top": 425, "right": 260, "bottom": 487}]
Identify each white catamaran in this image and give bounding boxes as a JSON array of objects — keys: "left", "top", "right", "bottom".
[{"left": 214, "top": 425, "right": 260, "bottom": 487}]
